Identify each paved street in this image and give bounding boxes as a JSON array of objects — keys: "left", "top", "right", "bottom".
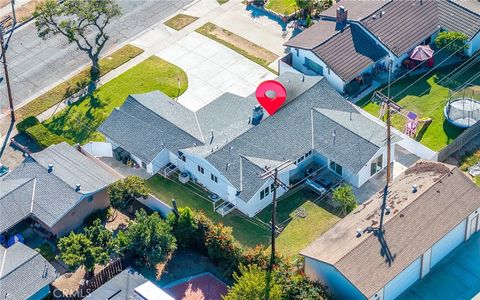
[{"left": 0, "top": 0, "right": 194, "bottom": 113}]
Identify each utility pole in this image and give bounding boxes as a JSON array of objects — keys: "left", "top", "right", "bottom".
[
  {"left": 260, "top": 160, "right": 292, "bottom": 270},
  {"left": 0, "top": 16, "right": 14, "bottom": 122}
]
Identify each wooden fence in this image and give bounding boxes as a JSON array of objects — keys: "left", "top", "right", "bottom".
[
  {"left": 437, "top": 120, "right": 480, "bottom": 162},
  {"left": 53, "top": 258, "right": 126, "bottom": 300}
]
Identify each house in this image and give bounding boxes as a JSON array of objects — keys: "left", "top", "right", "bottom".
[
  {"left": 0, "top": 242, "right": 57, "bottom": 300},
  {"left": 99, "top": 72, "right": 398, "bottom": 217},
  {"left": 85, "top": 267, "right": 174, "bottom": 300},
  {"left": 281, "top": 0, "right": 480, "bottom": 94},
  {"left": 301, "top": 161, "right": 480, "bottom": 300},
  {"left": 0, "top": 142, "right": 121, "bottom": 238}
]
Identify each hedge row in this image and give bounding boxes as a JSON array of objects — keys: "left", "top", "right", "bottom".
[{"left": 25, "top": 123, "right": 73, "bottom": 149}]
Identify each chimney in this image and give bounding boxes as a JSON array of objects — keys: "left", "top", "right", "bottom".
[
  {"left": 47, "top": 164, "right": 54, "bottom": 173},
  {"left": 336, "top": 5, "right": 348, "bottom": 23},
  {"left": 251, "top": 105, "right": 264, "bottom": 125},
  {"left": 75, "top": 184, "right": 81, "bottom": 192}
]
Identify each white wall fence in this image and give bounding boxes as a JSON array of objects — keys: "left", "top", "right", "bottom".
[{"left": 137, "top": 195, "right": 172, "bottom": 218}]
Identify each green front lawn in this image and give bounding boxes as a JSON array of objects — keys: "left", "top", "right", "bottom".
[
  {"left": 358, "top": 62, "right": 480, "bottom": 151},
  {"left": 146, "top": 175, "right": 270, "bottom": 248},
  {"left": 43, "top": 56, "right": 188, "bottom": 144},
  {"left": 265, "top": 0, "right": 297, "bottom": 15},
  {"left": 257, "top": 188, "right": 340, "bottom": 258}
]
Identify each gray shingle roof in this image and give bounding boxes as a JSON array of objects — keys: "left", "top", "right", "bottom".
[
  {"left": 205, "top": 77, "right": 392, "bottom": 201},
  {"left": 0, "top": 243, "right": 57, "bottom": 300},
  {"left": 1, "top": 143, "right": 119, "bottom": 233},
  {"left": 85, "top": 267, "right": 148, "bottom": 299},
  {"left": 98, "top": 94, "right": 203, "bottom": 163},
  {"left": 313, "top": 23, "right": 387, "bottom": 81},
  {"left": 320, "top": 0, "right": 389, "bottom": 21},
  {"left": 301, "top": 162, "right": 480, "bottom": 298},
  {"left": 284, "top": 20, "right": 345, "bottom": 49},
  {"left": 360, "top": 0, "right": 480, "bottom": 56}
]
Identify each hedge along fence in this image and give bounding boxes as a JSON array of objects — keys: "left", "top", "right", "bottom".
[
  {"left": 16, "top": 44, "right": 144, "bottom": 121},
  {"left": 16, "top": 115, "right": 73, "bottom": 149}
]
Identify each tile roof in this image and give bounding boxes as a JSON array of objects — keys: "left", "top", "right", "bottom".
[
  {"left": 320, "top": 0, "right": 389, "bottom": 21},
  {"left": 313, "top": 23, "right": 388, "bottom": 81},
  {"left": 0, "top": 143, "right": 119, "bottom": 233},
  {"left": 301, "top": 161, "right": 480, "bottom": 298},
  {"left": 284, "top": 20, "right": 346, "bottom": 49},
  {"left": 360, "top": 0, "right": 480, "bottom": 56},
  {"left": 0, "top": 243, "right": 57, "bottom": 300}
]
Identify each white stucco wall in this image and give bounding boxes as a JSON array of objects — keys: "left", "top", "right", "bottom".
[
  {"left": 383, "top": 257, "right": 421, "bottom": 300},
  {"left": 290, "top": 48, "right": 345, "bottom": 92},
  {"left": 356, "top": 145, "right": 394, "bottom": 188},
  {"left": 304, "top": 257, "right": 365, "bottom": 300},
  {"left": 149, "top": 148, "right": 171, "bottom": 174}
]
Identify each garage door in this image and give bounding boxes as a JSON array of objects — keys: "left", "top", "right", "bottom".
[
  {"left": 384, "top": 257, "right": 421, "bottom": 300},
  {"left": 430, "top": 220, "right": 466, "bottom": 267}
]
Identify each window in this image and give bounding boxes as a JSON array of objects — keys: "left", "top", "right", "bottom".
[
  {"left": 304, "top": 57, "right": 323, "bottom": 75},
  {"left": 260, "top": 186, "right": 270, "bottom": 200},
  {"left": 210, "top": 174, "right": 218, "bottom": 183},
  {"left": 329, "top": 160, "right": 343, "bottom": 176},
  {"left": 295, "top": 48, "right": 299, "bottom": 56},
  {"left": 197, "top": 165, "right": 204, "bottom": 174},
  {"left": 180, "top": 156, "right": 186, "bottom": 162},
  {"left": 141, "top": 161, "right": 147, "bottom": 169},
  {"left": 370, "top": 154, "right": 383, "bottom": 176}
]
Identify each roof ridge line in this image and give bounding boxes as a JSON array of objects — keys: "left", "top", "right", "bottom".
[
  {"left": 312, "top": 107, "right": 382, "bottom": 149},
  {"left": 193, "top": 111, "right": 206, "bottom": 144},
  {"left": 0, "top": 177, "right": 36, "bottom": 200},
  {"left": 0, "top": 247, "right": 41, "bottom": 280},
  {"left": 334, "top": 165, "right": 457, "bottom": 265}
]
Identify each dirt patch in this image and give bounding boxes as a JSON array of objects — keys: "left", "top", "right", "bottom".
[
  {"left": 52, "top": 265, "right": 105, "bottom": 295},
  {"left": 196, "top": 22, "right": 278, "bottom": 71},
  {"left": 3, "top": 0, "right": 45, "bottom": 26},
  {"left": 164, "top": 13, "right": 198, "bottom": 30},
  {"left": 0, "top": 0, "right": 10, "bottom": 9},
  {"left": 105, "top": 209, "right": 130, "bottom": 232}
]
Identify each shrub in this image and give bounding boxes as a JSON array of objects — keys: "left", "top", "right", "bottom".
[
  {"left": 204, "top": 222, "right": 242, "bottom": 273},
  {"left": 83, "top": 207, "right": 112, "bottom": 227},
  {"left": 25, "top": 123, "right": 73, "bottom": 149},
  {"left": 16, "top": 116, "right": 40, "bottom": 133},
  {"left": 240, "top": 245, "right": 270, "bottom": 270},
  {"left": 332, "top": 184, "right": 357, "bottom": 215},
  {"left": 435, "top": 31, "right": 469, "bottom": 53},
  {"left": 108, "top": 176, "right": 149, "bottom": 211},
  {"left": 35, "top": 243, "right": 55, "bottom": 261},
  {"left": 167, "top": 207, "right": 198, "bottom": 248}
]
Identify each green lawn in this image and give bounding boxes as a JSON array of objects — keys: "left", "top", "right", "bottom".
[
  {"left": 146, "top": 175, "right": 270, "bottom": 248},
  {"left": 358, "top": 62, "right": 480, "bottom": 151},
  {"left": 257, "top": 188, "right": 340, "bottom": 258},
  {"left": 43, "top": 56, "right": 188, "bottom": 144},
  {"left": 265, "top": 0, "right": 297, "bottom": 15}
]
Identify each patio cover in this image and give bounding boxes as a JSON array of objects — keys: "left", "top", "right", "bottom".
[{"left": 410, "top": 45, "right": 434, "bottom": 61}]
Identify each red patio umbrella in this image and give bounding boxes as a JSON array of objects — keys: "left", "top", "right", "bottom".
[{"left": 410, "top": 45, "right": 434, "bottom": 61}]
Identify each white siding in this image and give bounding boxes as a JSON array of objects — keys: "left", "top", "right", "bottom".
[
  {"left": 150, "top": 149, "right": 171, "bottom": 174},
  {"left": 467, "top": 32, "right": 480, "bottom": 57},
  {"left": 430, "top": 220, "right": 467, "bottom": 267},
  {"left": 304, "top": 257, "right": 365, "bottom": 300},
  {"left": 383, "top": 257, "right": 421, "bottom": 300},
  {"left": 356, "top": 145, "right": 393, "bottom": 188}
]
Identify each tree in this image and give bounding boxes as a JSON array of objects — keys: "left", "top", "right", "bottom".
[
  {"left": 108, "top": 176, "right": 149, "bottom": 211},
  {"left": 224, "top": 264, "right": 283, "bottom": 300},
  {"left": 57, "top": 232, "right": 110, "bottom": 278},
  {"left": 167, "top": 207, "right": 198, "bottom": 248},
  {"left": 84, "top": 218, "right": 115, "bottom": 253},
  {"left": 34, "top": 0, "right": 121, "bottom": 91},
  {"left": 124, "top": 209, "right": 176, "bottom": 266},
  {"left": 435, "top": 31, "right": 469, "bottom": 54},
  {"left": 332, "top": 184, "right": 357, "bottom": 215},
  {"left": 295, "top": 0, "right": 315, "bottom": 18}
]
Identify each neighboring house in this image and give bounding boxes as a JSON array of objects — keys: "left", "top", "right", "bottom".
[
  {"left": 281, "top": 0, "right": 480, "bottom": 93},
  {"left": 85, "top": 267, "right": 173, "bottom": 300},
  {"left": 99, "top": 72, "right": 397, "bottom": 217},
  {"left": 301, "top": 161, "right": 480, "bottom": 300},
  {"left": 0, "top": 243, "right": 57, "bottom": 300},
  {"left": 0, "top": 142, "right": 121, "bottom": 238}
]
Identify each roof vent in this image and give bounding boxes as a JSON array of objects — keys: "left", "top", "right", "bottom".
[
  {"left": 355, "top": 228, "right": 362, "bottom": 238},
  {"left": 47, "top": 164, "right": 54, "bottom": 173},
  {"left": 75, "top": 184, "right": 81, "bottom": 192},
  {"left": 412, "top": 184, "right": 418, "bottom": 193},
  {"left": 385, "top": 206, "right": 391, "bottom": 215},
  {"left": 251, "top": 105, "right": 264, "bottom": 126}
]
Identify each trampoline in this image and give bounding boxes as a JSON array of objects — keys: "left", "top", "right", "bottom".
[{"left": 444, "top": 98, "right": 480, "bottom": 128}]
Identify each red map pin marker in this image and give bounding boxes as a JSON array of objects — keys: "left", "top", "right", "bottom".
[{"left": 255, "top": 80, "right": 287, "bottom": 115}]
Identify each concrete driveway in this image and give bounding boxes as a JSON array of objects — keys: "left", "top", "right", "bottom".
[{"left": 156, "top": 32, "right": 276, "bottom": 111}]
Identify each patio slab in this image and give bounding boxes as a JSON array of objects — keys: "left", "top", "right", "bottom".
[{"left": 155, "top": 32, "right": 275, "bottom": 112}]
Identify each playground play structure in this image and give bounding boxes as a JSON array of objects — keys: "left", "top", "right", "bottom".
[{"left": 373, "top": 92, "right": 431, "bottom": 138}]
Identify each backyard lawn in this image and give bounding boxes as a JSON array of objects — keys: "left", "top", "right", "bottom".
[
  {"left": 43, "top": 56, "right": 188, "bottom": 144},
  {"left": 256, "top": 188, "right": 341, "bottom": 258},
  {"left": 459, "top": 149, "right": 480, "bottom": 186},
  {"left": 358, "top": 62, "right": 480, "bottom": 151},
  {"left": 265, "top": 0, "right": 297, "bottom": 15},
  {"left": 146, "top": 175, "right": 270, "bottom": 248}
]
